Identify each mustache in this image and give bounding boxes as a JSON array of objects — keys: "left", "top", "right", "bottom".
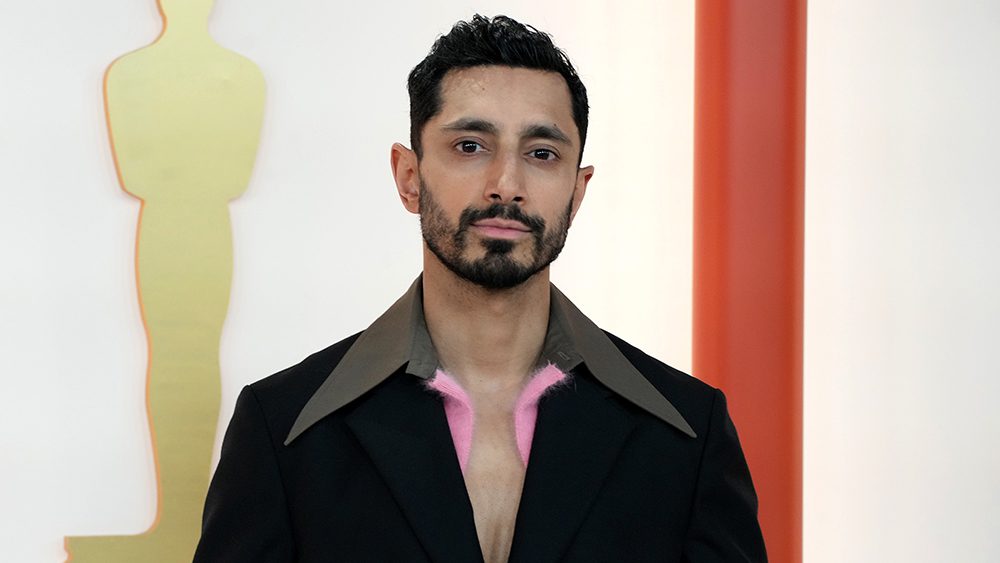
[{"left": 457, "top": 203, "right": 546, "bottom": 234}]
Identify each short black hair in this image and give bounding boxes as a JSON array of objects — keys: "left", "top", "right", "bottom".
[{"left": 407, "top": 15, "right": 589, "bottom": 164}]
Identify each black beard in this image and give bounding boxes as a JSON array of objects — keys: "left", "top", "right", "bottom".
[{"left": 418, "top": 179, "right": 573, "bottom": 290}]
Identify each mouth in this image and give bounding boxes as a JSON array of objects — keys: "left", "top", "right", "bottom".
[{"left": 471, "top": 218, "right": 532, "bottom": 239}]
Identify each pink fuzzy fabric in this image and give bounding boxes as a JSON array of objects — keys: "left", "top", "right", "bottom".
[
  {"left": 512, "top": 363, "right": 567, "bottom": 465},
  {"left": 425, "top": 369, "right": 475, "bottom": 473},
  {"left": 425, "top": 364, "right": 568, "bottom": 474}
]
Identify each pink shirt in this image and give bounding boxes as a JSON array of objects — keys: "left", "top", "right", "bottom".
[{"left": 424, "top": 364, "right": 568, "bottom": 474}]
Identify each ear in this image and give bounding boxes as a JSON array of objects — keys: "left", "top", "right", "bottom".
[
  {"left": 391, "top": 143, "right": 421, "bottom": 214},
  {"left": 569, "top": 165, "right": 594, "bottom": 224}
]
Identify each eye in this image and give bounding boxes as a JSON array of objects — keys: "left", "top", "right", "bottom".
[
  {"left": 529, "top": 148, "right": 558, "bottom": 161},
  {"left": 456, "top": 140, "right": 485, "bottom": 154}
]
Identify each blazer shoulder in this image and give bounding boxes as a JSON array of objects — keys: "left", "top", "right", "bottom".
[
  {"left": 245, "top": 331, "right": 362, "bottom": 431},
  {"left": 603, "top": 330, "right": 720, "bottom": 421}
]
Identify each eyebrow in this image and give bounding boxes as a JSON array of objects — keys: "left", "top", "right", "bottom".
[
  {"left": 440, "top": 118, "right": 499, "bottom": 136},
  {"left": 520, "top": 124, "right": 571, "bottom": 145},
  {"left": 440, "top": 118, "right": 572, "bottom": 146}
]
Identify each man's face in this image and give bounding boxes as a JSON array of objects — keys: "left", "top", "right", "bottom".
[
  {"left": 401, "top": 66, "right": 593, "bottom": 290},
  {"left": 418, "top": 177, "right": 573, "bottom": 290}
]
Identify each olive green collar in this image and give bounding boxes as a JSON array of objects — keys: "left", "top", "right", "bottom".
[{"left": 285, "top": 276, "right": 694, "bottom": 444}]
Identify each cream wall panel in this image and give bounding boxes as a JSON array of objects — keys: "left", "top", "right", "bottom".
[{"left": 805, "top": 1, "right": 1000, "bottom": 561}]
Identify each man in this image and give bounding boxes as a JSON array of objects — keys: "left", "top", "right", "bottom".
[{"left": 195, "top": 15, "right": 766, "bottom": 563}]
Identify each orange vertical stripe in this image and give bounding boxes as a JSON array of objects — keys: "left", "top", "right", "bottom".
[{"left": 694, "top": 1, "right": 805, "bottom": 562}]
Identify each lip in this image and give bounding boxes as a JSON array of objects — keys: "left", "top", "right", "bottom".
[
  {"left": 471, "top": 218, "right": 532, "bottom": 240},
  {"left": 472, "top": 218, "right": 531, "bottom": 231}
]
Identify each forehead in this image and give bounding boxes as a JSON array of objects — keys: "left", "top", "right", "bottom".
[{"left": 435, "top": 66, "right": 576, "bottom": 135}]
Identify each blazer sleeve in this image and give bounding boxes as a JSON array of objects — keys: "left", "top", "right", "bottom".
[
  {"left": 682, "top": 388, "right": 768, "bottom": 562},
  {"left": 194, "top": 385, "right": 296, "bottom": 562}
]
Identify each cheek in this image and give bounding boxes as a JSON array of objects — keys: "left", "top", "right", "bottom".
[
  {"left": 422, "top": 173, "right": 482, "bottom": 207},
  {"left": 530, "top": 180, "right": 577, "bottom": 218},
  {"left": 424, "top": 152, "right": 487, "bottom": 184},
  {"left": 525, "top": 164, "right": 577, "bottom": 191}
]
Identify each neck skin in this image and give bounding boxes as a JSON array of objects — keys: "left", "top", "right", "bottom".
[{"left": 421, "top": 246, "right": 550, "bottom": 395}]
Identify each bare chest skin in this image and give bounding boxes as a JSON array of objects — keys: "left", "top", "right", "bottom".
[{"left": 463, "top": 389, "right": 526, "bottom": 563}]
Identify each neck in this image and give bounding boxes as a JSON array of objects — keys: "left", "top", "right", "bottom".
[{"left": 421, "top": 248, "right": 551, "bottom": 394}]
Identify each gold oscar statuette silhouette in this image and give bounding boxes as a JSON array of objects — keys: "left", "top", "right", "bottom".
[{"left": 65, "top": 0, "right": 264, "bottom": 560}]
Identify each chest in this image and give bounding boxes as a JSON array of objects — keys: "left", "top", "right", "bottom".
[
  {"left": 284, "top": 373, "right": 706, "bottom": 563},
  {"left": 463, "top": 402, "right": 527, "bottom": 563}
]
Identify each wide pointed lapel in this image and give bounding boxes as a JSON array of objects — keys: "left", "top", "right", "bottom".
[
  {"left": 508, "top": 370, "right": 635, "bottom": 563},
  {"left": 345, "top": 372, "right": 484, "bottom": 563}
]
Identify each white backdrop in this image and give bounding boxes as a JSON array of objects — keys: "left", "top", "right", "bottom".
[
  {"left": 804, "top": 1, "right": 1000, "bottom": 561},
  {"left": 0, "top": 1, "right": 693, "bottom": 561}
]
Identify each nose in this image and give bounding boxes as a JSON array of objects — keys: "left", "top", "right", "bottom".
[{"left": 484, "top": 152, "right": 525, "bottom": 204}]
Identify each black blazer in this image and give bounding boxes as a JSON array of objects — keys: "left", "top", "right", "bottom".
[{"left": 194, "top": 329, "right": 766, "bottom": 562}]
